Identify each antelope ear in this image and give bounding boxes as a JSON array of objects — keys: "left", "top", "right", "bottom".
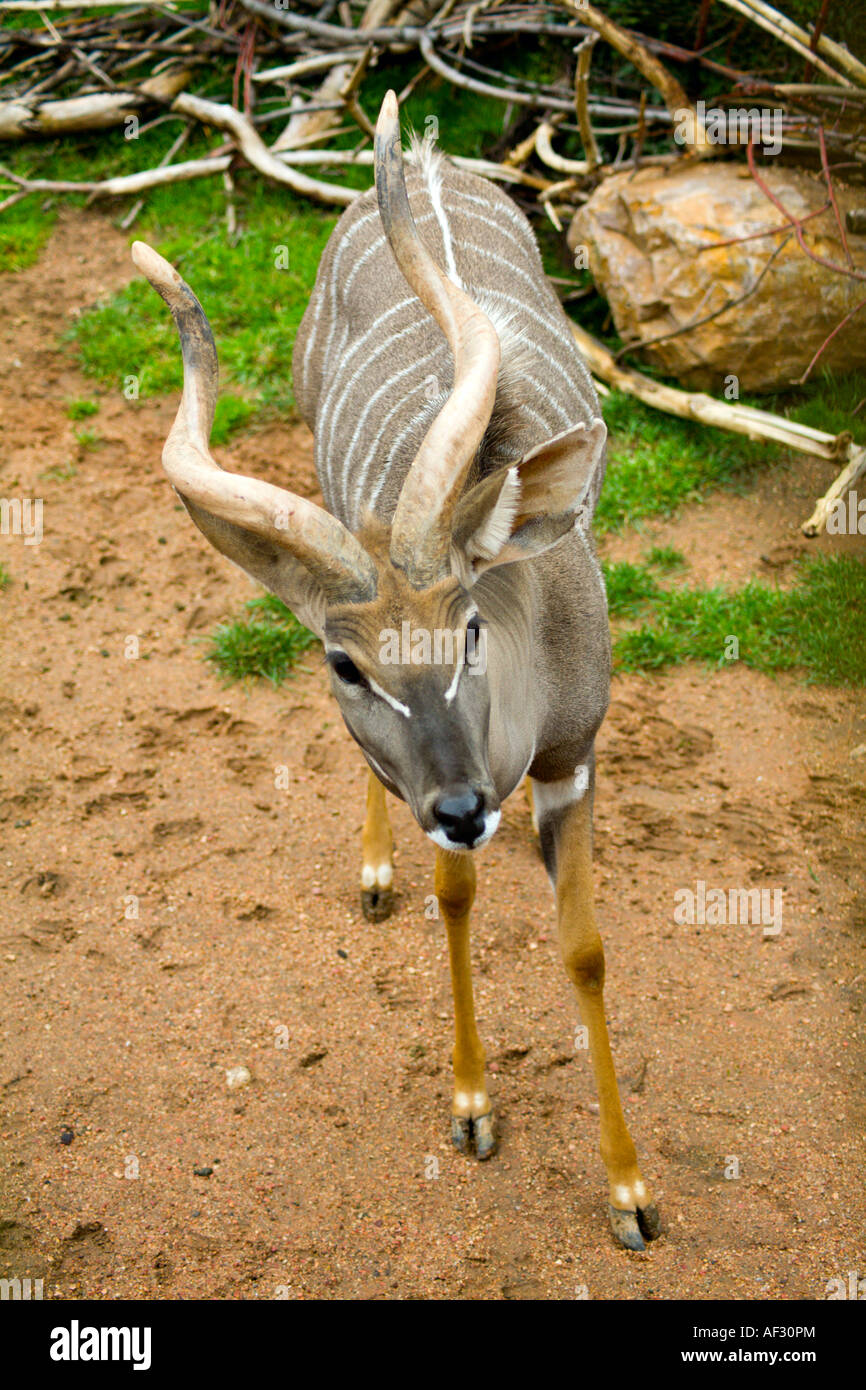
[
  {"left": 182, "top": 495, "right": 328, "bottom": 639},
  {"left": 451, "top": 418, "right": 606, "bottom": 576}
]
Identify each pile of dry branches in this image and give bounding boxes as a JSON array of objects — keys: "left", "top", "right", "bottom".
[{"left": 2, "top": 0, "right": 864, "bottom": 531}]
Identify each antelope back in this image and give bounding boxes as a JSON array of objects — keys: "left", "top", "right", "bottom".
[{"left": 293, "top": 140, "right": 605, "bottom": 531}]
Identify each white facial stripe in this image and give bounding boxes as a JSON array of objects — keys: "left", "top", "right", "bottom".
[
  {"left": 367, "top": 676, "right": 411, "bottom": 719},
  {"left": 364, "top": 750, "right": 392, "bottom": 786},
  {"left": 325, "top": 649, "right": 411, "bottom": 719},
  {"left": 444, "top": 647, "right": 464, "bottom": 704}
]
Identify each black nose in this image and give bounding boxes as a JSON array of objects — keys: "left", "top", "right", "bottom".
[{"left": 433, "top": 788, "right": 486, "bottom": 847}]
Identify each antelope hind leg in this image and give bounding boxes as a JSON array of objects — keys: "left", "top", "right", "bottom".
[
  {"left": 435, "top": 847, "right": 497, "bottom": 1160},
  {"left": 535, "top": 770, "right": 661, "bottom": 1250},
  {"left": 361, "top": 769, "right": 394, "bottom": 921}
]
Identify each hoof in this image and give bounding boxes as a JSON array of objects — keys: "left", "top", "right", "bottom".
[
  {"left": 361, "top": 886, "right": 393, "bottom": 922},
  {"left": 451, "top": 1110, "right": 498, "bottom": 1161},
  {"left": 608, "top": 1201, "right": 662, "bottom": 1252}
]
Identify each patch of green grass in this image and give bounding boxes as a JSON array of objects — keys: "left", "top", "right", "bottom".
[
  {"left": 74, "top": 426, "right": 102, "bottom": 452},
  {"left": 765, "top": 368, "right": 866, "bottom": 443},
  {"left": 211, "top": 393, "right": 257, "bottom": 445},
  {"left": 645, "top": 545, "right": 687, "bottom": 572},
  {"left": 66, "top": 398, "right": 99, "bottom": 420},
  {"left": 68, "top": 180, "right": 337, "bottom": 413},
  {"left": 0, "top": 202, "right": 55, "bottom": 274},
  {"left": 0, "top": 562, "right": 10, "bottom": 590},
  {"left": 206, "top": 593, "right": 318, "bottom": 685},
  {"left": 615, "top": 580, "right": 795, "bottom": 672},
  {"left": 603, "top": 560, "right": 661, "bottom": 616},
  {"left": 792, "top": 554, "right": 866, "bottom": 686},
  {"left": 594, "top": 390, "right": 772, "bottom": 533},
  {"left": 39, "top": 461, "right": 77, "bottom": 482},
  {"left": 613, "top": 556, "right": 866, "bottom": 686},
  {"left": 603, "top": 547, "right": 686, "bottom": 615}
]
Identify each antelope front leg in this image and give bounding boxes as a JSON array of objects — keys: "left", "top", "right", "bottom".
[
  {"left": 539, "top": 778, "right": 661, "bottom": 1251},
  {"left": 361, "top": 769, "right": 394, "bottom": 921},
  {"left": 435, "top": 847, "right": 497, "bottom": 1160}
]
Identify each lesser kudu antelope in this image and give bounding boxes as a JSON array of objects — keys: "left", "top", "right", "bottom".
[{"left": 131, "top": 91, "right": 661, "bottom": 1250}]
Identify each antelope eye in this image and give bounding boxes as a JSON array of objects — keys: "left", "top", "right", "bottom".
[
  {"left": 465, "top": 613, "right": 482, "bottom": 660},
  {"left": 331, "top": 653, "right": 365, "bottom": 687}
]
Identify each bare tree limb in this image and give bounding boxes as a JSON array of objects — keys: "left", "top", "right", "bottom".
[
  {"left": 716, "top": 0, "right": 866, "bottom": 87},
  {"left": 169, "top": 91, "right": 358, "bottom": 204},
  {"left": 569, "top": 319, "right": 853, "bottom": 460},
  {"left": 802, "top": 447, "right": 866, "bottom": 535},
  {"left": 574, "top": 35, "right": 600, "bottom": 173},
  {"left": 0, "top": 65, "right": 188, "bottom": 139},
  {"left": 559, "top": 0, "right": 713, "bottom": 154},
  {"left": 714, "top": 0, "right": 851, "bottom": 85}
]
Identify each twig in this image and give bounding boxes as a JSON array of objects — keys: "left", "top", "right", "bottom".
[
  {"left": 803, "top": 0, "right": 831, "bottom": 83},
  {"left": 418, "top": 32, "right": 575, "bottom": 111},
  {"left": 746, "top": 138, "right": 866, "bottom": 284},
  {"left": 697, "top": 201, "right": 830, "bottom": 251},
  {"left": 714, "top": 0, "right": 853, "bottom": 87},
  {"left": 574, "top": 34, "right": 600, "bottom": 173},
  {"left": 117, "top": 118, "right": 190, "bottom": 228},
  {"left": 559, "top": 0, "right": 712, "bottom": 154},
  {"left": 818, "top": 123, "right": 854, "bottom": 270},
  {"left": 802, "top": 446, "right": 866, "bottom": 535},
  {"left": 252, "top": 50, "right": 367, "bottom": 83},
  {"left": 569, "top": 319, "right": 853, "bottom": 460},
  {"left": 798, "top": 297, "right": 866, "bottom": 384},
  {"left": 535, "top": 118, "right": 589, "bottom": 175},
  {"left": 170, "top": 91, "right": 357, "bottom": 204}
]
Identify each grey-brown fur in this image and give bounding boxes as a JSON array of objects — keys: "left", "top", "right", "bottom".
[
  {"left": 293, "top": 139, "right": 610, "bottom": 804},
  {"left": 294, "top": 138, "right": 603, "bottom": 523}
]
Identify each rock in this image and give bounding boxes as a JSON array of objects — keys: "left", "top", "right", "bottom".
[
  {"left": 225, "top": 1065, "right": 252, "bottom": 1091},
  {"left": 568, "top": 162, "right": 866, "bottom": 392}
]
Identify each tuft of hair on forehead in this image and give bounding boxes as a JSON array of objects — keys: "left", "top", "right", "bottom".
[{"left": 406, "top": 129, "right": 448, "bottom": 188}]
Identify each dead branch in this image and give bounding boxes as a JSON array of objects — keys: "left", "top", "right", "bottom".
[
  {"left": 252, "top": 51, "right": 367, "bottom": 84},
  {"left": 0, "top": 66, "right": 189, "bottom": 140},
  {"left": 559, "top": 0, "right": 712, "bottom": 155},
  {"left": 0, "top": 137, "right": 550, "bottom": 209},
  {"left": 569, "top": 319, "right": 852, "bottom": 461},
  {"left": 418, "top": 32, "right": 575, "bottom": 111},
  {"left": 169, "top": 91, "right": 358, "bottom": 205},
  {"left": 535, "top": 119, "right": 591, "bottom": 176},
  {"left": 717, "top": 0, "right": 866, "bottom": 88},
  {"left": 574, "top": 35, "right": 600, "bottom": 174},
  {"left": 271, "top": 0, "right": 398, "bottom": 153},
  {"left": 714, "top": 0, "right": 854, "bottom": 87},
  {"left": 802, "top": 447, "right": 866, "bottom": 535}
]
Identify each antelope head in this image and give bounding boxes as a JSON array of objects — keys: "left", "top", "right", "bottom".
[{"left": 132, "top": 92, "right": 606, "bottom": 852}]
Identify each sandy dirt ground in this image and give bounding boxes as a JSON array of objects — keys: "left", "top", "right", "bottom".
[{"left": 1, "top": 210, "right": 864, "bottom": 1300}]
